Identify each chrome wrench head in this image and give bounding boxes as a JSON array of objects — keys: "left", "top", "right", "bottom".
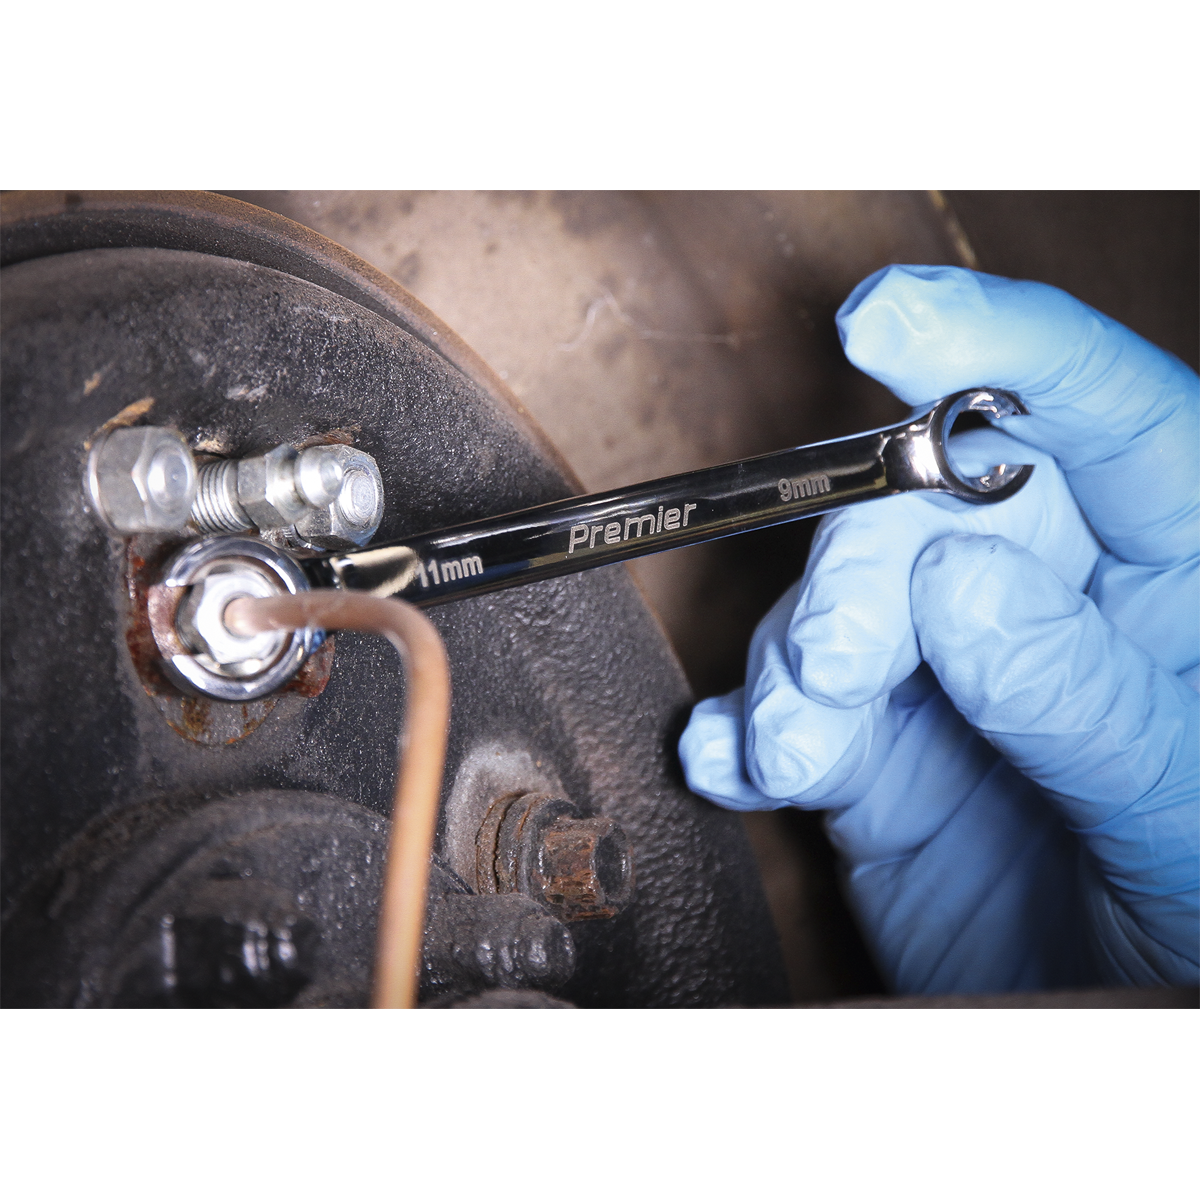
[{"left": 892, "top": 388, "right": 1035, "bottom": 503}]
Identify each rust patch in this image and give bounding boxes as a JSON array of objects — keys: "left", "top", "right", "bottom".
[
  {"left": 191, "top": 433, "right": 235, "bottom": 456},
  {"left": 123, "top": 536, "right": 333, "bottom": 747},
  {"left": 538, "top": 820, "right": 628, "bottom": 921},
  {"left": 294, "top": 426, "right": 360, "bottom": 449},
  {"left": 84, "top": 396, "right": 156, "bottom": 450},
  {"left": 169, "top": 694, "right": 274, "bottom": 745},
  {"left": 282, "top": 634, "right": 336, "bottom": 697},
  {"left": 124, "top": 538, "right": 179, "bottom": 694},
  {"left": 179, "top": 695, "right": 212, "bottom": 740}
]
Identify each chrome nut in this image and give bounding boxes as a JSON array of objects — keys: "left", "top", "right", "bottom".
[
  {"left": 157, "top": 536, "right": 319, "bottom": 702},
  {"left": 237, "top": 444, "right": 309, "bottom": 530},
  {"left": 175, "top": 561, "right": 290, "bottom": 677},
  {"left": 86, "top": 426, "right": 198, "bottom": 534},
  {"left": 292, "top": 446, "right": 384, "bottom": 549}
]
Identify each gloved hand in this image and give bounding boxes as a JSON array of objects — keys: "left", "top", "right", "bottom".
[{"left": 680, "top": 265, "right": 1199, "bottom": 994}]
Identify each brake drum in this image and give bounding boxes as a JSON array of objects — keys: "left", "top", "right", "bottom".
[{"left": 0, "top": 193, "right": 788, "bottom": 1008}]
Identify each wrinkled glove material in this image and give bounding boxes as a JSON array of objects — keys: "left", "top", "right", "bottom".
[{"left": 679, "top": 264, "right": 1199, "bottom": 994}]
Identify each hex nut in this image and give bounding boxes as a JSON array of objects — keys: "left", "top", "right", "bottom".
[
  {"left": 86, "top": 426, "right": 197, "bottom": 533},
  {"left": 175, "top": 561, "right": 289, "bottom": 676},
  {"left": 237, "top": 444, "right": 309, "bottom": 529},
  {"left": 292, "top": 446, "right": 384, "bottom": 549}
]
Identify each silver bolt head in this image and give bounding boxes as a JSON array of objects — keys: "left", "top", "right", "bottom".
[
  {"left": 87, "top": 427, "right": 198, "bottom": 533},
  {"left": 237, "top": 444, "right": 309, "bottom": 530},
  {"left": 292, "top": 447, "right": 384, "bottom": 549},
  {"left": 176, "top": 564, "right": 289, "bottom": 676}
]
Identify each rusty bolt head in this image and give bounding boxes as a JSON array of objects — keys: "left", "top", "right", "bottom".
[
  {"left": 86, "top": 426, "right": 197, "bottom": 533},
  {"left": 292, "top": 445, "right": 383, "bottom": 550},
  {"left": 535, "top": 816, "right": 633, "bottom": 921},
  {"left": 476, "top": 793, "right": 634, "bottom": 922}
]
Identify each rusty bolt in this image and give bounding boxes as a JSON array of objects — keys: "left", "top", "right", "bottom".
[
  {"left": 535, "top": 815, "right": 633, "bottom": 921},
  {"left": 476, "top": 793, "right": 634, "bottom": 922}
]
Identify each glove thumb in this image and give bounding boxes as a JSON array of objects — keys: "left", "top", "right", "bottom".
[{"left": 911, "top": 533, "right": 1199, "bottom": 981}]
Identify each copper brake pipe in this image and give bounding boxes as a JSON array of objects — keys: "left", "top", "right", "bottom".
[{"left": 225, "top": 591, "right": 450, "bottom": 1010}]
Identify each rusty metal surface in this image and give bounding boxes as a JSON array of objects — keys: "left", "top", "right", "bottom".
[{"left": 1, "top": 198, "right": 789, "bottom": 1007}]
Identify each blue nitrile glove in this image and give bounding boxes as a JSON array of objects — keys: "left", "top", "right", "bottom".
[{"left": 680, "top": 265, "right": 1199, "bottom": 994}]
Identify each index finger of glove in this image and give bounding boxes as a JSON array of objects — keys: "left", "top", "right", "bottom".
[{"left": 838, "top": 265, "right": 1199, "bottom": 570}]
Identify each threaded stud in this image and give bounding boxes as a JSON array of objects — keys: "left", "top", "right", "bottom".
[{"left": 191, "top": 460, "right": 253, "bottom": 533}]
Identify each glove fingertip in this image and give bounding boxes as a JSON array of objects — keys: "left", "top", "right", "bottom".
[{"left": 679, "top": 690, "right": 789, "bottom": 812}]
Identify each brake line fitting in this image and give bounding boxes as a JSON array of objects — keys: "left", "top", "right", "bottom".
[
  {"left": 152, "top": 536, "right": 322, "bottom": 702},
  {"left": 190, "top": 442, "right": 383, "bottom": 550}
]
